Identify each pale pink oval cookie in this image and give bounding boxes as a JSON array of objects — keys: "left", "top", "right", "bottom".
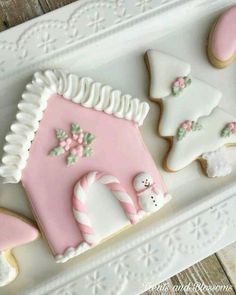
[{"left": 209, "top": 6, "right": 236, "bottom": 68}]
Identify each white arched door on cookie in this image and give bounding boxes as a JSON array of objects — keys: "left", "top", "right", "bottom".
[{"left": 72, "top": 171, "right": 138, "bottom": 246}]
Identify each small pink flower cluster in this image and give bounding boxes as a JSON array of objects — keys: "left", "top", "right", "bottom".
[
  {"left": 227, "top": 122, "right": 236, "bottom": 133},
  {"left": 71, "top": 145, "right": 84, "bottom": 157},
  {"left": 60, "top": 132, "right": 84, "bottom": 156},
  {"left": 181, "top": 120, "right": 192, "bottom": 131},
  {"left": 174, "top": 77, "right": 186, "bottom": 89},
  {"left": 60, "top": 137, "right": 72, "bottom": 151}
]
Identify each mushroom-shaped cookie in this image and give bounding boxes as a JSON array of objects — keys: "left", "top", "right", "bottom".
[{"left": 0, "top": 209, "right": 39, "bottom": 287}]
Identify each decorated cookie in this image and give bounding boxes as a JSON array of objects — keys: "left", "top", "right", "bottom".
[
  {"left": 0, "top": 70, "right": 172, "bottom": 263},
  {"left": 145, "top": 50, "right": 222, "bottom": 137},
  {"left": 133, "top": 172, "right": 172, "bottom": 213},
  {"left": 0, "top": 209, "right": 39, "bottom": 287},
  {"left": 208, "top": 6, "right": 236, "bottom": 68},
  {"left": 145, "top": 50, "right": 236, "bottom": 177}
]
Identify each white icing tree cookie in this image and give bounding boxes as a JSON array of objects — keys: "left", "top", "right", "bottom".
[
  {"left": 146, "top": 50, "right": 222, "bottom": 137},
  {"left": 146, "top": 50, "right": 236, "bottom": 177}
]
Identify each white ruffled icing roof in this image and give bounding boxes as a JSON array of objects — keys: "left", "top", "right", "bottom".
[{"left": 0, "top": 69, "right": 150, "bottom": 183}]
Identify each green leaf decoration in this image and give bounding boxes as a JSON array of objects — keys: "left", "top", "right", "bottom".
[
  {"left": 221, "top": 128, "right": 231, "bottom": 138},
  {"left": 83, "top": 146, "right": 93, "bottom": 157},
  {"left": 66, "top": 153, "right": 78, "bottom": 166},
  {"left": 192, "top": 121, "right": 202, "bottom": 131},
  {"left": 49, "top": 146, "right": 65, "bottom": 156},
  {"left": 55, "top": 128, "right": 68, "bottom": 141},
  {"left": 184, "top": 76, "right": 192, "bottom": 86},
  {"left": 177, "top": 128, "right": 187, "bottom": 141},
  {"left": 71, "top": 123, "right": 81, "bottom": 134},
  {"left": 83, "top": 133, "right": 95, "bottom": 145},
  {"left": 172, "top": 86, "right": 181, "bottom": 96}
]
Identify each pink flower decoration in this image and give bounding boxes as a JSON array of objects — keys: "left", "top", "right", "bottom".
[
  {"left": 71, "top": 145, "right": 84, "bottom": 157},
  {"left": 60, "top": 138, "right": 72, "bottom": 151},
  {"left": 76, "top": 145, "right": 84, "bottom": 157},
  {"left": 73, "top": 132, "right": 84, "bottom": 144},
  {"left": 77, "top": 133, "right": 84, "bottom": 144},
  {"left": 60, "top": 141, "right": 66, "bottom": 147},
  {"left": 72, "top": 134, "right": 78, "bottom": 140},
  {"left": 227, "top": 123, "right": 235, "bottom": 131},
  {"left": 174, "top": 77, "right": 185, "bottom": 89},
  {"left": 181, "top": 120, "right": 192, "bottom": 131},
  {"left": 228, "top": 122, "right": 236, "bottom": 133}
]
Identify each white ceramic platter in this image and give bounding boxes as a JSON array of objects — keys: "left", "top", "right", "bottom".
[{"left": 0, "top": 0, "right": 236, "bottom": 294}]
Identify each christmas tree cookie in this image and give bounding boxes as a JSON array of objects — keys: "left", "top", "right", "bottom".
[{"left": 146, "top": 50, "right": 236, "bottom": 177}]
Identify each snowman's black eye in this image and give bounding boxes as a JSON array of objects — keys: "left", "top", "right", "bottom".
[
  {"left": 142, "top": 181, "right": 144, "bottom": 183},
  {"left": 146, "top": 179, "right": 148, "bottom": 181}
]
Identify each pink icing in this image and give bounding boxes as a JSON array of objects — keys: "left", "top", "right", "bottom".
[
  {"left": 181, "top": 120, "right": 192, "bottom": 131},
  {"left": 21, "top": 94, "right": 167, "bottom": 256},
  {"left": 228, "top": 122, "right": 236, "bottom": 133},
  {"left": 0, "top": 211, "right": 39, "bottom": 251},
  {"left": 211, "top": 6, "right": 236, "bottom": 61},
  {"left": 174, "top": 77, "right": 185, "bottom": 88},
  {"left": 73, "top": 198, "right": 88, "bottom": 213},
  {"left": 228, "top": 123, "right": 235, "bottom": 130}
]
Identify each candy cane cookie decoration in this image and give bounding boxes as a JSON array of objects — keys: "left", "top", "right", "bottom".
[{"left": 73, "top": 171, "right": 138, "bottom": 246}]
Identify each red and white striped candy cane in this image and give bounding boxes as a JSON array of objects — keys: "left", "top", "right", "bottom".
[{"left": 72, "top": 171, "right": 138, "bottom": 246}]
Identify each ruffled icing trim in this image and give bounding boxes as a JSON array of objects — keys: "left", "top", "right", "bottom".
[
  {"left": 55, "top": 242, "right": 91, "bottom": 263},
  {"left": 0, "top": 70, "right": 150, "bottom": 183}
]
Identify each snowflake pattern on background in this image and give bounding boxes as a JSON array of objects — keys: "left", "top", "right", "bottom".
[
  {"left": 138, "top": 243, "right": 159, "bottom": 266},
  {"left": 161, "top": 228, "right": 181, "bottom": 246},
  {"left": 88, "top": 12, "right": 105, "bottom": 32},
  {"left": 37, "top": 32, "right": 56, "bottom": 53},
  {"left": 110, "top": 255, "right": 130, "bottom": 279},
  {"left": 86, "top": 271, "right": 106, "bottom": 295},
  {"left": 189, "top": 217, "right": 208, "bottom": 240},
  {"left": 135, "top": 0, "right": 152, "bottom": 12}
]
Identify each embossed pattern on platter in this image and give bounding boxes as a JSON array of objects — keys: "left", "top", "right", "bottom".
[{"left": 49, "top": 194, "right": 236, "bottom": 295}]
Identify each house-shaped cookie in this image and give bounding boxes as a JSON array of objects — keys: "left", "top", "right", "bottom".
[{"left": 0, "top": 70, "right": 171, "bottom": 263}]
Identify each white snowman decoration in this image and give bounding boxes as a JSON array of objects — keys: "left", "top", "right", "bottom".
[{"left": 133, "top": 172, "right": 172, "bottom": 213}]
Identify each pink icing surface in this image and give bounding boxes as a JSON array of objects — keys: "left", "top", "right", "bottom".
[
  {"left": 22, "top": 94, "right": 167, "bottom": 256},
  {"left": 211, "top": 6, "right": 236, "bottom": 61},
  {"left": 0, "top": 212, "right": 39, "bottom": 251}
]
